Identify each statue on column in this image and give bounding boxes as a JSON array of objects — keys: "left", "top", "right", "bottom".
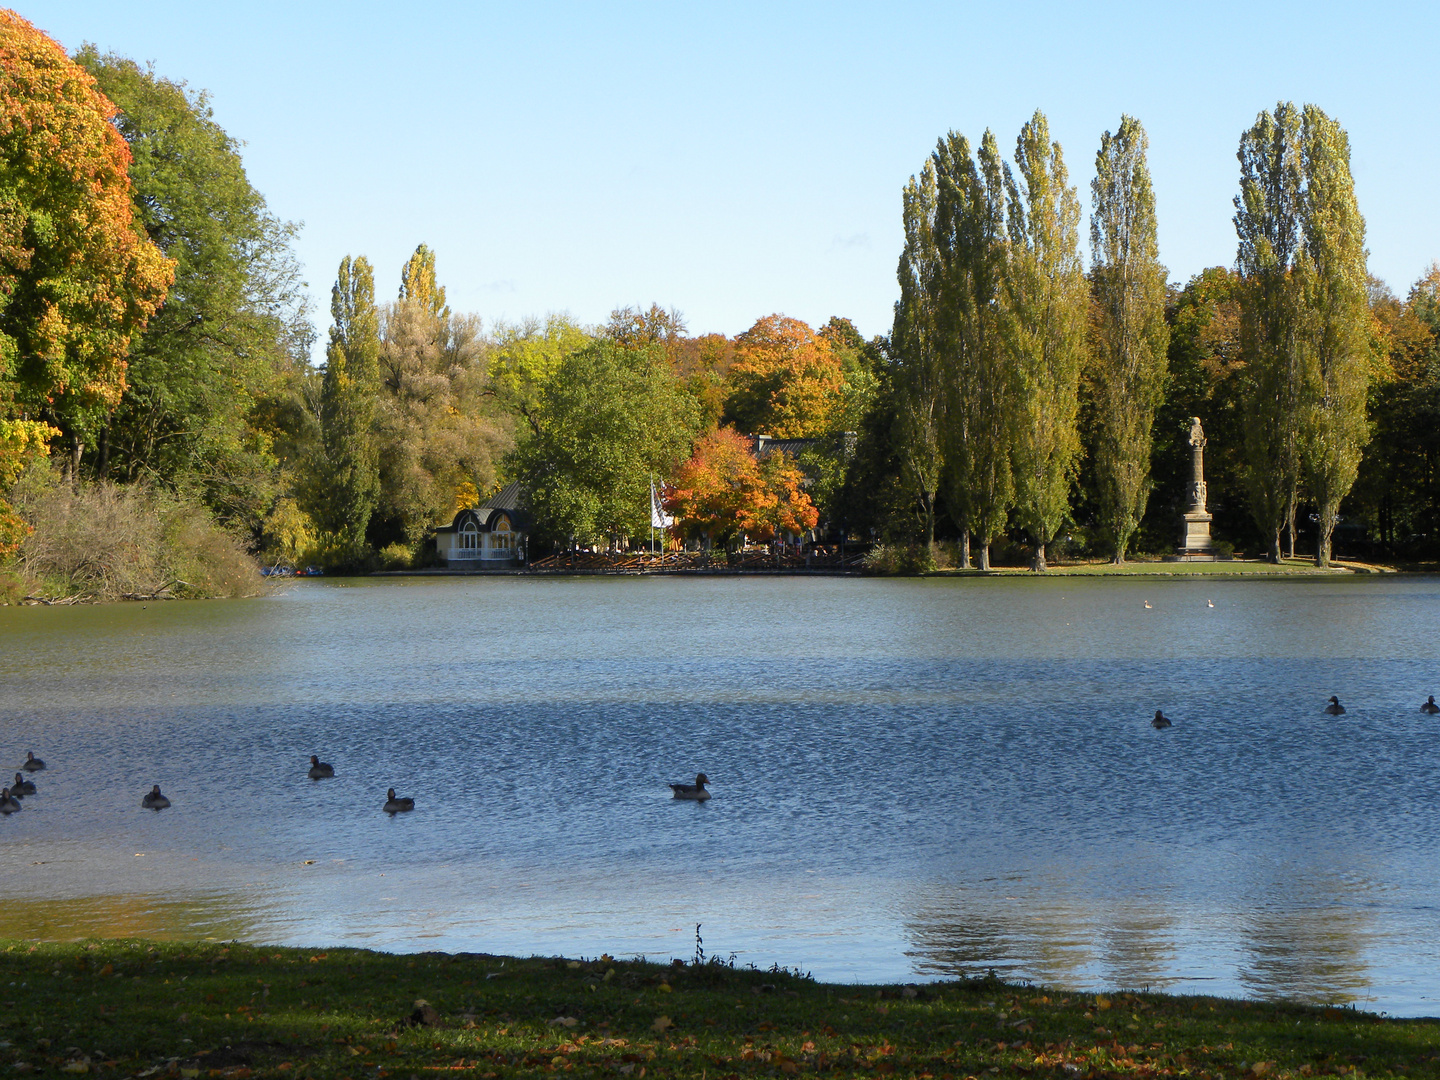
[{"left": 1177, "top": 417, "right": 1214, "bottom": 558}]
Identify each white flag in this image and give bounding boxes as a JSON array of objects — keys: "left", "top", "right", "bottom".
[{"left": 650, "top": 479, "right": 673, "bottom": 528}]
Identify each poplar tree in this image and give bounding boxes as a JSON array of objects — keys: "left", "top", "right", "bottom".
[
  {"left": 1004, "top": 111, "right": 1087, "bottom": 571},
  {"left": 309, "top": 255, "right": 380, "bottom": 554},
  {"left": 1235, "top": 104, "right": 1305, "bottom": 562},
  {"left": 892, "top": 159, "right": 945, "bottom": 552},
  {"left": 1296, "top": 105, "right": 1371, "bottom": 567},
  {"left": 933, "top": 130, "right": 1013, "bottom": 571},
  {"left": 1089, "top": 115, "right": 1170, "bottom": 563},
  {"left": 398, "top": 243, "right": 450, "bottom": 320}
]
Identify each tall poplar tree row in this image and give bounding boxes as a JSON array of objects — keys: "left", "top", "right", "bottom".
[
  {"left": 935, "top": 130, "right": 1012, "bottom": 571},
  {"left": 1295, "top": 105, "right": 1371, "bottom": 568},
  {"left": 1089, "top": 115, "right": 1170, "bottom": 563},
  {"left": 1004, "top": 111, "right": 1087, "bottom": 571},
  {"left": 1235, "top": 104, "right": 1306, "bottom": 562},
  {"left": 309, "top": 255, "right": 380, "bottom": 555},
  {"left": 1235, "top": 102, "right": 1372, "bottom": 564}
]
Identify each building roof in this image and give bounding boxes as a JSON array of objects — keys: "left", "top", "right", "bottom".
[{"left": 435, "top": 482, "right": 533, "bottom": 534}]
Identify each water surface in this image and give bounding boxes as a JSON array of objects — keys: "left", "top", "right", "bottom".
[{"left": 2, "top": 574, "right": 1438, "bottom": 1014}]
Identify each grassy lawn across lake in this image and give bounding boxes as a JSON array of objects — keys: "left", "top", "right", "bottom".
[{"left": 2, "top": 940, "right": 1436, "bottom": 1079}]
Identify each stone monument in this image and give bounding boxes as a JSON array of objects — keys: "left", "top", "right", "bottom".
[{"left": 1177, "top": 416, "right": 1214, "bottom": 558}]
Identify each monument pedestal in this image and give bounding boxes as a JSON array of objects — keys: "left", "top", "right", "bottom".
[{"left": 1175, "top": 511, "right": 1214, "bottom": 561}]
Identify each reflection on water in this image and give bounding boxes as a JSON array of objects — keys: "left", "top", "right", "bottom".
[{"left": 2, "top": 575, "right": 1440, "bottom": 1014}]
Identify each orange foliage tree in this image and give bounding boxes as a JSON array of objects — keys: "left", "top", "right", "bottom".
[
  {"left": 724, "top": 314, "right": 844, "bottom": 438},
  {"left": 666, "top": 427, "right": 817, "bottom": 550},
  {"left": 0, "top": 10, "right": 172, "bottom": 477}
]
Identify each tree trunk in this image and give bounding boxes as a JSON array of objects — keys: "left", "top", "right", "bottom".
[
  {"left": 977, "top": 542, "right": 992, "bottom": 572},
  {"left": 97, "top": 425, "right": 109, "bottom": 480},
  {"left": 69, "top": 437, "right": 84, "bottom": 487},
  {"left": 1269, "top": 529, "right": 1283, "bottom": 564},
  {"left": 959, "top": 530, "right": 971, "bottom": 570},
  {"left": 1031, "top": 539, "right": 1048, "bottom": 572},
  {"left": 1316, "top": 528, "right": 1332, "bottom": 568},
  {"left": 1284, "top": 498, "right": 1298, "bottom": 560}
]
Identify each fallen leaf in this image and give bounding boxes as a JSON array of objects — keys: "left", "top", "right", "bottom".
[
  {"left": 549, "top": 1017, "right": 579, "bottom": 1028},
  {"left": 651, "top": 1016, "right": 673, "bottom": 1033}
]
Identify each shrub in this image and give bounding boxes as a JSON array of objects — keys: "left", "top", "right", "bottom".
[
  {"left": 862, "top": 542, "right": 936, "bottom": 575},
  {"left": 8, "top": 464, "right": 263, "bottom": 601}
]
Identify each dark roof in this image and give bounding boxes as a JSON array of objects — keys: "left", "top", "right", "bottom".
[
  {"left": 752, "top": 433, "right": 856, "bottom": 460},
  {"left": 479, "top": 481, "right": 525, "bottom": 512}
]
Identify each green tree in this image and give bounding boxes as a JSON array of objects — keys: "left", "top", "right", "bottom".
[
  {"left": 304, "top": 255, "right": 380, "bottom": 556},
  {"left": 73, "top": 49, "right": 312, "bottom": 528},
  {"left": 1005, "top": 110, "right": 1087, "bottom": 571},
  {"left": 511, "top": 341, "right": 700, "bottom": 548},
  {"left": 487, "top": 314, "right": 593, "bottom": 435},
  {"left": 933, "top": 129, "right": 1013, "bottom": 571},
  {"left": 0, "top": 14, "right": 171, "bottom": 481},
  {"left": 1295, "top": 105, "right": 1373, "bottom": 567},
  {"left": 1235, "top": 103, "right": 1306, "bottom": 562},
  {"left": 891, "top": 158, "right": 945, "bottom": 552},
  {"left": 1088, "top": 115, "right": 1170, "bottom": 562}
]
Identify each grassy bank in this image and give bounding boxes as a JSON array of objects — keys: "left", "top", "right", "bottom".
[{"left": 1, "top": 941, "right": 1435, "bottom": 1079}]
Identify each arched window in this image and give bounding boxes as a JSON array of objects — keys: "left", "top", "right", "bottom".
[
  {"left": 460, "top": 520, "right": 479, "bottom": 551},
  {"left": 491, "top": 515, "right": 513, "bottom": 554}
]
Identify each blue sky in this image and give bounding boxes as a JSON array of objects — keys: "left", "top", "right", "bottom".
[{"left": 21, "top": 1, "right": 1440, "bottom": 346}]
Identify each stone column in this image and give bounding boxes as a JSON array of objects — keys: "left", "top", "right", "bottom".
[{"left": 1178, "top": 416, "right": 1214, "bottom": 557}]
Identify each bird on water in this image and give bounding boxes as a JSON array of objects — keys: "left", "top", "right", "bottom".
[
  {"left": 1143, "top": 600, "right": 1152, "bottom": 609},
  {"left": 308, "top": 755, "right": 335, "bottom": 779},
  {"left": 22, "top": 752, "right": 44, "bottom": 772},
  {"left": 1152, "top": 710, "right": 1173, "bottom": 729},
  {"left": 0, "top": 788, "right": 21, "bottom": 814},
  {"left": 669, "top": 773, "right": 711, "bottom": 801},
  {"left": 383, "top": 788, "right": 415, "bottom": 813},
  {"left": 142, "top": 785, "right": 171, "bottom": 810},
  {"left": 1422, "top": 696, "right": 1439, "bottom": 715},
  {"left": 11, "top": 773, "right": 35, "bottom": 796},
  {"left": 1324, "top": 696, "right": 1346, "bottom": 715}
]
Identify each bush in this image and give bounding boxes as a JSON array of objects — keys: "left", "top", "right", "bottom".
[
  {"left": 862, "top": 542, "right": 936, "bottom": 575},
  {"left": 7, "top": 463, "right": 264, "bottom": 601},
  {"left": 378, "top": 542, "right": 416, "bottom": 570}
]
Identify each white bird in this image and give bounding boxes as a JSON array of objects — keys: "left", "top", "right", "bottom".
[
  {"left": 1143, "top": 600, "right": 1152, "bottom": 609},
  {"left": 1207, "top": 599, "right": 1215, "bottom": 608}
]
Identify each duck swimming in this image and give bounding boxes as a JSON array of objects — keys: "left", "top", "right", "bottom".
[
  {"left": 1152, "top": 710, "right": 1173, "bottom": 729},
  {"left": 1324, "top": 696, "right": 1346, "bottom": 715},
  {"left": 0, "top": 788, "right": 20, "bottom": 814},
  {"left": 383, "top": 788, "right": 415, "bottom": 813},
  {"left": 669, "top": 773, "right": 711, "bottom": 801},
  {"left": 11, "top": 773, "right": 34, "bottom": 796},
  {"left": 141, "top": 785, "right": 171, "bottom": 810},
  {"left": 308, "top": 755, "right": 335, "bottom": 779},
  {"left": 22, "top": 752, "right": 44, "bottom": 772},
  {"left": 1423, "top": 696, "right": 1439, "bottom": 714}
]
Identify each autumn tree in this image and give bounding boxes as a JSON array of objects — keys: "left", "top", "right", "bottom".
[
  {"left": 666, "top": 428, "right": 817, "bottom": 553},
  {"left": 724, "top": 314, "right": 844, "bottom": 438},
  {"left": 303, "top": 255, "right": 380, "bottom": 556},
  {"left": 604, "top": 303, "right": 686, "bottom": 352},
  {"left": 487, "top": 314, "right": 593, "bottom": 435},
  {"left": 0, "top": 12, "right": 172, "bottom": 484},
  {"left": 399, "top": 242, "right": 449, "bottom": 320},
  {"left": 1005, "top": 110, "right": 1087, "bottom": 571},
  {"left": 73, "top": 48, "right": 311, "bottom": 528},
  {"left": 1088, "top": 115, "right": 1170, "bottom": 562}
]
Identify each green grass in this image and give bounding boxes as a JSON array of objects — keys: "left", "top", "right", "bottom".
[{"left": 1, "top": 940, "right": 1436, "bottom": 1078}]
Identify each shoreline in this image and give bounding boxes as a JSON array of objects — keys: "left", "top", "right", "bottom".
[{"left": 1, "top": 939, "right": 1434, "bottom": 1077}]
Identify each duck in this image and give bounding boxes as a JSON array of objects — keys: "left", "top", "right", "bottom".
[
  {"left": 1422, "top": 696, "right": 1439, "bottom": 715},
  {"left": 141, "top": 784, "right": 171, "bottom": 810},
  {"left": 1207, "top": 599, "right": 1215, "bottom": 608},
  {"left": 669, "top": 773, "right": 711, "bottom": 801},
  {"left": 1324, "top": 696, "right": 1346, "bottom": 715},
  {"left": 11, "top": 773, "right": 35, "bottom": 796},
  {"left": 22, "top": 752, "right": 44, "bottom": 772},
  {"left": 1143, "top": 600, "right": 1152, "bottom": 609},
  {"left": 383, "top": 788, "right": 415, "bottom": 813},
  {"left": 0, "top": 788, "right": 21, "bottom": 814},
  {"left": 308, "top": 755, "right": 335, "bottom": 779},
  {"left": 1152, "top": 710, "right": 1173, "bottom": 729}
]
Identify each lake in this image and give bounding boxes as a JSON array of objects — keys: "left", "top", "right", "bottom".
[{"left": 2, "top": 574, "right": 1438, "bottom": 1015}]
